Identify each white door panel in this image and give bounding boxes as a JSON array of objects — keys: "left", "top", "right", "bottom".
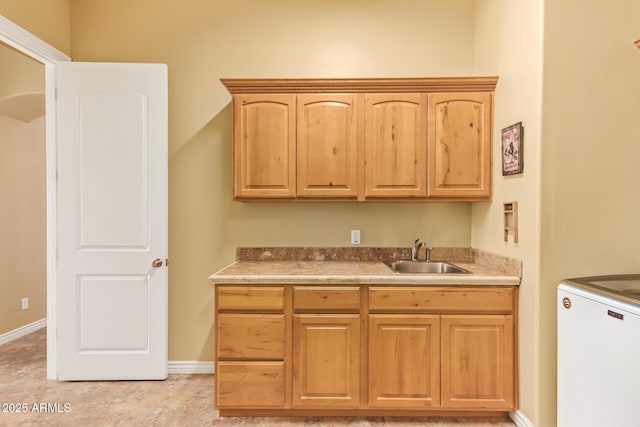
[
  {"left": 79, "top": 275, "right": 149, "bottom": 350},
  {"left": 78, "top": 90, "right": 149, "bottom": 249},
  {"left": 56, "top": 62, "right": 168, "bottom": 380}
]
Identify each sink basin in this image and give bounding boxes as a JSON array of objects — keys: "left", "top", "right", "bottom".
[{"left": 384, "top": 260, "right": 470, "bottom": 274}]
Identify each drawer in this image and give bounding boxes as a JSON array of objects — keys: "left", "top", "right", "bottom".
[
  {"left": 217, "top": 286, "right": 284, "bottom": 311},
  {"left": 217, "top": 314, "right": 285, "bottom": 359},
  {"left": 368, "top": 287, "right": 514, "bottom": 313},
  {"left": 216, "top": 361, "right": 285, "bottom": 408},
  {"left": 293, "top": 286, "right": 360, "bottom": 312}
]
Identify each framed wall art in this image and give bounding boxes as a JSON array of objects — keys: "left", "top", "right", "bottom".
[{"left": 501, "top": 122, "right": 523, "bottom": 176}]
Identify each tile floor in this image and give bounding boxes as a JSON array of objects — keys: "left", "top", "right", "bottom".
[{"left": 0, "top": 329, "right": 515, "bottom": 426}]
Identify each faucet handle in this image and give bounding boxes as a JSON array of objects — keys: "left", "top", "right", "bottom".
[{"left": 425, "top": 245, "right": 433, "bottom": 262}]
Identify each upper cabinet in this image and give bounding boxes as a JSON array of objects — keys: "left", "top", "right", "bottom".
[
  {"left": 297, "top": 94, "right": 360, "bottom": 198},
  {"left": 222, "top": 77, "right": 498, "bottom": 202},
  {"left": 427, "top": 92, "right": 492, "bottom": 199},
  {"left": 233, "top": 94, "right": 296, "bottom": 198},
  {"left": 365, "top": 94, "right": 427, "bottom": 198}
]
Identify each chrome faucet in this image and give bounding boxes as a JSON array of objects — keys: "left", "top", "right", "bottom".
[{"left": 411, "top": 238, "right": 424, "bottom": 261}]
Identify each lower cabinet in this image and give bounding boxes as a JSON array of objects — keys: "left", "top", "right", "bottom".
[
  {"left": 368, "top": 315, "right": 440, "bottom": 408},
  {"left": 215, "top": 286, "right": 287, "bottom": 410},
  {"left": 292, "top": 315, "right": 360, "bottom": 408},
  {"left": 441, "top": 315, "right": 515, "bottom": 410},
  {"left": 214, "top": 284, "right": 517, "bottom": 415}
]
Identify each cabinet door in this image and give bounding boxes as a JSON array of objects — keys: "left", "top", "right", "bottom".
[
  {"left": 427, "top": 92, "right": 492, "bottom": 199},
  {"left": 364, "top": 94, "right": 427, "bottom": 197},
  {"left": 297, "top": 94, "right": 360, "bottom": 198},
  {"left": 368, "top": 315, "right": 440, "bottom": 408},
  {"left": 233, "top": 94, "right": 296, "bottom": 198},
  {"left": 292, "top": 314, "right": 360, "bottom": 408},
  {"left": 441, "top": 315, "right": 515, "bottom": 410}
]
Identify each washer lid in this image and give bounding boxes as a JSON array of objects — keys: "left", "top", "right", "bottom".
[{"left": 564, "top": 274, "right": 640, "bottom": 305}]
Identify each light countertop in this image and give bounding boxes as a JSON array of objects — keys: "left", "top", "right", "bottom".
[{"left": 209, "top": 259, "right": 521, "bottom": 286}]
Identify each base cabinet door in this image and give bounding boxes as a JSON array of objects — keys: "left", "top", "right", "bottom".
[
  {"left": 440, "top": 315, "right": 515, "bottom": 410},
  {"left": 292, "top": 315, "right": 360, "bottom": 408},
  {"left": 368, "top": 315, "right": 440, "bottom": 408}
]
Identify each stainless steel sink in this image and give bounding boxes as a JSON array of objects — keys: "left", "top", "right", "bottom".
[{"left": 384, "top": 260, "right": 470, "bottom": 274}]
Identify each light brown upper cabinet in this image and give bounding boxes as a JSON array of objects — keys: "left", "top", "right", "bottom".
[
  {"left": 222, "top": 77, "right": 498, "bottom": 202},
  {"left": 427, "top": 92, "right": 492, "bottom": 199},
  {"left": 364, "top": 94, "right": 427, "bottom": 198},
  {"left": 232, "top": 94, "right": 296, "bottom": 198},
  {"left": 297, "top": 94, "right": 360, "bottom": 198}
]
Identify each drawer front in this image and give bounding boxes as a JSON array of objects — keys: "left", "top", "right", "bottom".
[
  {"left": 216, "top": 361, "right": 285, "bottom": 408},
  {"left": 217, "top": 314, "right": 285, "bottom": 359},
  {"left": 293, "top": 286, "right": 360, "bottom": 312},
  {"left": 217, "top": 286, "right": 284, "bottom": 311},
  {"left": 369, "top": 287, "right": 514, "bottom": 313}
]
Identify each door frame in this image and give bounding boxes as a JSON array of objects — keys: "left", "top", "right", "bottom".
[{"left": 0, "top": 15, "right": 71, "bottom": 379}]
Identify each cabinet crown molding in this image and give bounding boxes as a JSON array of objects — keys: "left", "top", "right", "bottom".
[{"left": 221, "top": 76, "right": 498, "bottom": 94}]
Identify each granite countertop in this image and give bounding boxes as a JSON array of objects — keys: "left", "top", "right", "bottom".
[{"left": 208, "top": 247, "right": 522, "bottom": 286}]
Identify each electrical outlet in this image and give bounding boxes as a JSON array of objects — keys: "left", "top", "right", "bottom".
[
  {"left": 351, "top": 229, "right": 361, "bottom": 245},
  {"left": 21, "top": 298, "right": 29, "bottom": 310}
]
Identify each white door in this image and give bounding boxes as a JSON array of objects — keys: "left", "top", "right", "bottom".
[{"left": 56, "top": 62, "right": 168, "bottom": 380}]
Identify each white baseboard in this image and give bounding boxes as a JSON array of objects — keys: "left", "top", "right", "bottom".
[
  {"left": 168, "top": 361, "right": 214, "bottom": 375},
  {"left": 510, "top": 410, "right": 534, "bottom": 427},
  {"left": 0, "top": 318, "right": 47, "bottom": 346}
]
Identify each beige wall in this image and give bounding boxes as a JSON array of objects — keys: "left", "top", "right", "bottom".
[
  {"left": 0, "top": 0, "right": 71, "bottom": 56},
  {"left": 69, "top": 0, "right": 477, "bottom": 361},
  {"left": 0, "top": 113, "right": 46, "bottom": 334},
  {"left": 0, "top": 44, "right": 44, "bottom": 98},
  {"left": 0, "top": 5, "right": 67, "bottom": 335},
  {"left": 0, "top": 42, "right": 46, "bottom": 335},
  {"left": 472, "top": 1, "right": 640, "bottom": 426},
  {"left": 540, "top": 2, "right": 640, "bottom": 426},
  {"left": 471, "top": 0, "right": 543, "bottom": 424}
]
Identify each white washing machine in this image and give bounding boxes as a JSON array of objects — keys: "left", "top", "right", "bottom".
[{"left": 558, "top": 275, "right": 640, "bottom": 427}]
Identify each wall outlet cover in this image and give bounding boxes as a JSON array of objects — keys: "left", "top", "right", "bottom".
[{"left": 351, "top": 229, "right": 361, "bottom": 245}]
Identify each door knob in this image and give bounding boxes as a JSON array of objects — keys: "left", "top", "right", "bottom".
[{"left": 151, "top": 258, "right": 163, "bottom": 268}]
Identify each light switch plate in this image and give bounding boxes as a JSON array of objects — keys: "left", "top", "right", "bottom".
[{"left": 351, "top": 230, "right": 361, "bottom": 245}]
